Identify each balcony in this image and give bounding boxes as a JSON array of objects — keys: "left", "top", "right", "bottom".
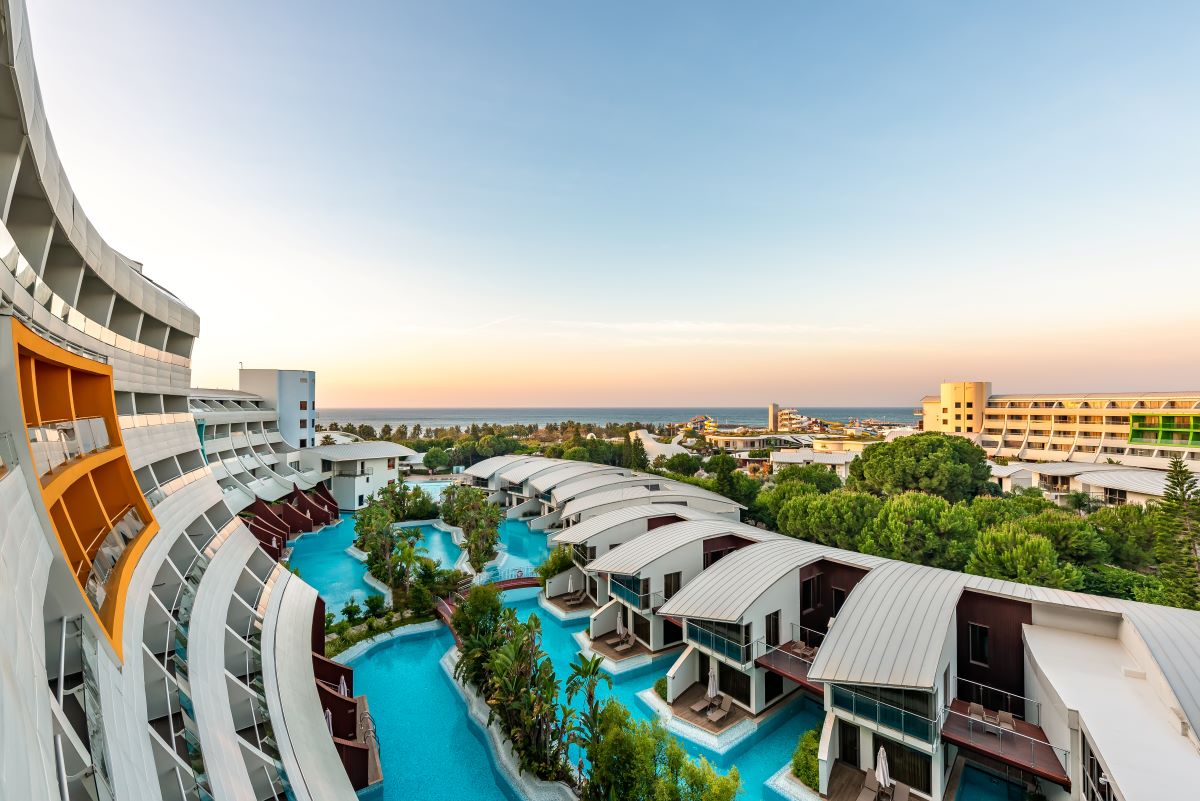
[
  {"left": 941, "top": 699, "right": 1069, "bottom": 788},
  {"left": 831, "top": 684, "right": 939, "bottom": 743},
  {"left": 334, "top": 466, "right": 373, "bottom": 478},
  {"left": 610, "top": 577, "right": 651, "bottom": 611},
  {"left": 752, "top": 624, "right": 826, "bottom": 695},
  {"left": 27, "top": 417, "right": 111, "bottom": 477},
  {"left": 686, "top": 620, "right": 752, "bottom": 666}
]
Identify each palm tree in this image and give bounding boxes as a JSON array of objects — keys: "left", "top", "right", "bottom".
[
  {"left": 566, "top": 654, "right": 611, "bottom": 791},
  {"left": 392, "top": 537, "right": 428, "bottom": 618}
]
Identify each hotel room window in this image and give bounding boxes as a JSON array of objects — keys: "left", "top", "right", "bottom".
[
  {"left": 765, "top": 610, "right": 780, "bottom": 647},
  {"left": 300, "top": 419, "right": 308, "bottom": 428},
  {"left": 802, "top": 574, "right": 822, "bottom": 612},
  {"left": 832, "top": 587, "right": 847, "bottom": 615},
  {"left": 663, "top": 571, "right": 681, "bottom": 600},
  {"left": 969, "top": 622, "right": 990, "bottom": 666},
  {"left": 300, "top": 400, "right": 308, "bottom": 410},
  {"left": 300, "top": 438, "right": 307, "bottom": 447}
]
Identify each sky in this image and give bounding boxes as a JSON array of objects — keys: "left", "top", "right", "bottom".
[{"left": 23, "top": 1, "right": 1200, "bottom": 407}]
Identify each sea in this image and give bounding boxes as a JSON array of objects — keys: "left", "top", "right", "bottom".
[{"left": 317, "top": 407, "right": 918, "bottom": 429}]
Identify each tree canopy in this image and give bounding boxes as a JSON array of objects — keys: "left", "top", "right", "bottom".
[{"left": 847, "top": 433, "right": 992, "bottom": 502}]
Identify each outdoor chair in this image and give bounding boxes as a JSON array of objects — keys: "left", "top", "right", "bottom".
[
  {"left": 566, "top": 592, "right": 588, "bottom": 607},
  {"left": 891, "top": 782, "right": 910, "bottom": 801},
  {"left": 614, "top": 639, "right": 635, "bottom": 653},
  {"left": 690, "top": 694, "right": 715, "bottom": 714},
  {"left": 968, "top": 702, "right": 987, "bottom": 722},
  {"left": 865, "top": 772, "right": 879, "bottom": 793},
  {"left": 998, "top": 711, "right": 1016, "bottom": 732},
  {"left": 707, "top": 695, "right": 733, "bottom": 724},
  {"left": 855, "top": 790, "right": 876, "bottom": 801},
  {"left": 605, "top": 632, "right": 628, "bottom": 646}
]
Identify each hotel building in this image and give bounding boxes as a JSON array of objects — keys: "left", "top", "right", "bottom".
[
  {"left": 515, "top": 460, "right": 1200, "bottom": 801},
  {"left": 922, "top": 381, "right": 1200, "bottom": 470},
  {"left": 0, "top": 3, "right": 373, "bottom": 799}
]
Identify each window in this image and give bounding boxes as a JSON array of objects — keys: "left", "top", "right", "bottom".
[
  {"left": 955, "top": 414, "right": 961, "bottom": 420},
  {"left": 954, "top": 402, "right": 961, "bottom": 408},
  {"left": 801, "top": 574, "right": 823, "bottom": 612},
  {"left": 955, "top": 426, "right": 962, "bottom": 432},
  {"left": 300, "top": 419, "right": 308, "bottom": 429},
  {"left": 966, "top": 402, "right": 974, "bottom": 408},
  {"left": 765, "top": 610, "right": 780, "bottom": 647},
  {"left": 966, "top": 414, "right": 973, "bottom": 420},
  {"left": 299, "top": 401, "right": 308, "bottom": 410},
  {"left": 388, "top": 479, "right": 395, "bottom": 486},
  {"left": 942, "top": 407, "right": 948, "bottom": 413},
  {"left": 387, "top": 458, "right": 396, "bottom": 470},
  {"left": 664, "top": 571, "right": 681, "bottom": 600},
  {"left": 832, "top": 587, "right": 847, "bottom": 615},
  {"left": 299, "top": 438, "right": 307, "bottom": 447},
  {"left": 968, "top": 622, "right": 990, "bottom": 666}
]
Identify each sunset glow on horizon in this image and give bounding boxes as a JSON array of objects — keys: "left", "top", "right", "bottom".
[{"left": 21, "top": 1, "right": 1200, "bottom": 407}]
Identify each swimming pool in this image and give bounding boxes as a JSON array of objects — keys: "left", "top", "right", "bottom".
[
  {"left": 349, "top": 586, "right": 823, "bottom": 801},
  {"left": 287, "top": 514, "right": 379, "bottom": 619},
  {"left": 482, "top": 519, "right": 553, "bottom": 579},
  {"left": 407, "top": 479, "right": 452, "bottom": 501},
  {"left": 955, "top": 764, "right": 1024, "bottom": 801}
]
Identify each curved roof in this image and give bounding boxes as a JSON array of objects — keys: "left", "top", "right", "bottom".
[
  {"left": 302, "top": 441, "right": 416, "bottom": 460},
  {"left": 550, "top": 472, "right": 659, "bottom": 504},
  {"left": 657, "top": 539, "right": 882, "bottom": 622},
  {"left": 499, "top": 457, "right": 570, "bottom": 485},
  {"left": 586, "top": 519, "right": 781, "bottom": 576},
  {"left": 464, "top": 454, "right": 536, "bottom": 479},
  {"left": 551, "top": 504, "right": 721, "bottom": 545},
  {"left": 559, "top": 483, "right": 743, "bottom": 520},
  {"left": 1074, "top": 468, "right": 1176, "bottom": 496},
  {"left": 528, "top": 463, "right": 624, "bottom": 494}
]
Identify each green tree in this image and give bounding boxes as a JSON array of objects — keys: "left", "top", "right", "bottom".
[
  {"left": 791, "top": 728, "right": 820, "bottom": 789},
  {"left": 663, "top": 453, "right": 702, "bottom": 476},
  {"left": 1088, "top": 503, "right": 1156, "bottom": 569},
  {"left": 566, "top": 654, "right": 612, "bottom": 783},
  {"left": 423, "top": 446, "right": 450, "bottom": 473},
  {"left": 1017, "top": 510, "right": 1107, "bottom": 566},
  {"left": 776, "top": 490, "right": 882, "bottom": 550},
  {"left": 859, "top": 492, "right": 977, "bottom": 570},
  {"left": 755, "top": 481, "right": 818, "bottom": 529},
  {"left": 705, "top": 453, "right": 737, "bottom": 477},
  {"left": 363, "top": 593, "right": 386, "bottom": 617},
  {"left": 627, "top": 435, "right": 649, "bottom": 470},
  {"left": 340, "top": 597, "right": 362, "bottom": 623},
  {"left": 847, "top": 432, "right": 991, "bottom": 502},
  {"left": 1151, "top": 457, "right": 1200, "bottom": 608},
  {"left": 773, "top": 464, "right": 842, "bottom": 493},
  {"left": 319, "top": 433, "right": 335, "bottom": 446},
  {"left": 380, "top": 423, "right": 393, "bottom": 441},
  {"left": 968, "top": 493, "right": 1054, "bottom": 530},
  {"left": 563, "top": 446, "right": 590, "bottom": 461},
  {"left": 965, "top": 523, "right": 1082, "bottom": 589}
]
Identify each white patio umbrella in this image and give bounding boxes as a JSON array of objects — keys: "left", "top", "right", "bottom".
[
  {"left": 338, "top": 674, "right": 349, "bottom": 696},
  {"left": 615, "top": 611, "right": 626, "bottom": 640},
  {"left": 568, "top": 574, "right": 575, "bottom": 594},
  {"left": 324, "top": 708, "right": 334, "bottom": 735},
  {"left": 875, "top": 746, "right": 891, "bottom": 790},
  {"left": 706, "top": 663, "right": 719, "bottom": 700}
]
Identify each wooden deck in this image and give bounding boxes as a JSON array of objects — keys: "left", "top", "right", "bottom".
[
  {"left": 588, "top": 633, "right": 652, "bottom": 662},
  {"left": 544, "top": 592, "right": 598, "bottom": 614},
  {"left": 941, "top": 699, "right": 1070, "bottom": 789},
  {"left": 827, "top": 761, "right": 872, "bottom": 801},
  {"left": 669, "top": 683, "right": 750, "bottom": 733},
  {"left": 754, "top": 640, "right": 825, "bottom": 696}
]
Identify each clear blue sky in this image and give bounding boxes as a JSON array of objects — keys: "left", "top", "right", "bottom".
[{"left": 26, "top": 1, "right": 1200, "bottom": 405}]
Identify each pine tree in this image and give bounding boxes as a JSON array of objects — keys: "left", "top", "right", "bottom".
[{"left": 1151, "top": 456, "right": 1200, "bottom": 609}]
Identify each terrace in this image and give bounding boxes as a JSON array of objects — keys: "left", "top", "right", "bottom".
[{"left": 752, "top": 623, "right": 826, "bottom": 696}]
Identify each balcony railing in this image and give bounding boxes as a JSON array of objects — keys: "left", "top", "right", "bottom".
[
  {"left": 83, "top": 506, "right": 149, "bottom": 611},
  {"left": 334, "top": 466, "right": 373, "bottom": 477},
  {"left": 686, "top": 621, "right": 752, "bottom": 666},
  {"left": 27, "top": 417, "right": 111, "bottom": 476},
  {"left": 610, "top": 579, "right": 651, "bottom": 611},
  {"left": 831, "top": 684, "right": 939, "bottom": 743},
  {"left": 957, "top": 676, "right": 1041, "bottom": 726},
  {"left": 942, "top": 707, "right": 1068, "bottom": 774}
]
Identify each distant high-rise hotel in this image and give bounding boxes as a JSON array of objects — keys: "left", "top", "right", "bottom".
[{"left": 922, "top": 381, "right": 1200, "bottom": 470}]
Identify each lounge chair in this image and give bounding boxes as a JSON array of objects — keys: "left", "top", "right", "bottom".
[
  {"left": 892, "top": 782, "right": 910, "bottom": 801},
  {"left": 968, "top": 702, "right": 987, "bottom": 722},
  {"left": 614, "top": 639, "right": 635, "bottom": 653},
  {"left": 707, "top": 695, "right": 733, "bottom": 724},
  {"left": 566, "top": 592, "right": 589, "bottom": 607},
  {"left": 604, "top": 632, "right": 628, "bottom": 646},
  {"left": 998, "top": 710, "right": 1016, "bottom": 732},
  {"left": 865, "top": 772, "right": 879, "bottom": 793},
  {"left": 689, "top": 695, "right": 714, "bottom": 714},
  {"left": 855, "top": 790, "right": 876, "bottom": 801}
]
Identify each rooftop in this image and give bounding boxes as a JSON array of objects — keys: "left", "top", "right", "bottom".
[
  {"left": 302, "top": 441, "right": 417, "bottom": 461},
  {"left": 585, "top": 519, "right": 780, "bottom": 576},
  {"left": 550, "top": 503, "right": 720, "bottom": 545}
]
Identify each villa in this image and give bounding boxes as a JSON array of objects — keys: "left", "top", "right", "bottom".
[
  {"left": 298, "top": 440, "right": 420, "bottom": 510},
  {"left": 513, "top": 460, "right": 1200, "bottom": 801}
]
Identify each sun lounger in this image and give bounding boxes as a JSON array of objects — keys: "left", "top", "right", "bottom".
[
  {"left": 855, "top": 789, "right": 876, "bottom": 801},
  {"left": 865, "top": 773, "right": 879, "bottom": 793},
  {"left": 614, "top": 639, "right": 635, "bottom": 653},
  {"left": 707, "top": 695, "right": 732, "bottom": 724},
  {"left": 566, "top": 593, "right": 588, "bottom": 607},
  {"left": 891, "top": 782, "right": 910, "bottom": 801},
  {"left": 605, "top": 633, "right": 628, "bottom": 646},
  {"left": 690, "top": 696, "right": 713, "bottom": 714}
]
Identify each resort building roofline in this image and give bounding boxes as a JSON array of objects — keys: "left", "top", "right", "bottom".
[
  {"left": 583, "top": 519, "right": 781, "bottom": 577},
  {"left": 550, "top": 503, "right": 721, "bottom": 545}
]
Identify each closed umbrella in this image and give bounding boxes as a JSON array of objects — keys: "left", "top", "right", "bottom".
[
  {"left": 875, "top": 746, "right": 891, "bottom": 791},
  {"left": 568, "top": 574, "right": 575, "bottom": 594},
  {"left": 706, "top": 663, "right": 719, "bottom": 700},
  {"left": 616, "top": 611, "right": 626, "bottom": 641},
  {"left": 338, "top": 674, "right": 349, "bottom": 697},
  {"left": 324, "top": 708, "right": 334, "bottom": 736}
]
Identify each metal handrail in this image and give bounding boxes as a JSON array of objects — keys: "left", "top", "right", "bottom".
[
  {"left": 831, "top": 684, "right": 939, "bottom": 744},
  {"left": 956, "top": 676, "right": 1040, "bottom": 726},
  {"left": 685, "top": 621, "right": 753, "bottom": 667},
  {"left": 942, "top": 707, "right": 1068, "bottom": 772}
]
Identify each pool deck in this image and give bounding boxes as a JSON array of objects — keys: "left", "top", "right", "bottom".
[
  {"left": 586, "top": 633, "right": 652, "bottom": 663},
  {"left": 668, "top": 683, "right": 751, "bottom": 733},
  {"left": 542, "top": 592, "right": 598, "bottom": 615}
]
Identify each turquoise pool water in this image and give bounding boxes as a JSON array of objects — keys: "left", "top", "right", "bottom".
[
  {"left": 287, "top": 514, "right": 379, "bottom": 619},
  {"left": 482, "top": 519, "right": 553, "bottom": 579},
  {"left": 407, "top": 479, "right": 452, "bottom": 501},
  {"left": 956, "top": 765, "right": 1024, "bottom": 801}
]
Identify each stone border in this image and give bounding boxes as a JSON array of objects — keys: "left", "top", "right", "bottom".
[
  {"left": 636, "top": 688, "right": 758, "bottom": 755},
  {"left": 764, "top": 763, "right": 820, "bottom": 801},
  {"left": 537, "top": 593, "right": 593, "bottom": 622},
  {"left": 439, "top": 647, "right": 578, "bottom": 801},
  {"left": 334, "top": 619, "right": 444, "bottom": 664}
]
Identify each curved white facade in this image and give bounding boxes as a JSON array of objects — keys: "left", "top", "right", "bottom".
[{"left": 0, "top": 3, "right": 361, "bottom": 799}]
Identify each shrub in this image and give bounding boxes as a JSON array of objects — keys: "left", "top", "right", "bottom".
[
  {"left": 364, "top": 593, "right": 387, "bottom": 618},
  {"left": 340, "top": 598, "right": 362, "bottom": 624},
  {"left": 791, "top": 727, "right": 820, "bottom": 789},
  {"left": 653, "top": 676, "right": 668, "bottom": 701},
  {"left": 535, "top": 546, "right": 575, "bottom": 588}
]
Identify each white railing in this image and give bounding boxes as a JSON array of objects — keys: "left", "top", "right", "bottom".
[
  {"left": 956, "top": 676, "right": 1041, "bottom": 726},
  {"left": 27, "top": 417, "right": 111, "bottom": 476}
]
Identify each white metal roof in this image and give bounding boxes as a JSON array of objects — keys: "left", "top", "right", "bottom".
[
  {"left": 770, "top": 449, "right": 856, "bottom": 466},
  {"left": 301, "top": 441, "right": 417, "bottom": 461},
  {"left": 464, "top": 454, "right": 534, "bottom": 479},
  {"left": 527, "top": 463, "right": 625, "bottom": 494},
  {"left": 498, "top": 457, "right": 570, "bottom": 485},
  {"left": 986, "top": 462, "right": 1033, "bottom": 478},
  {"left": 657, "top": 539, "right": 883, "bottom": 622},
  {"left": 550, "top": 472, "right": 658, "bottom": 504},
  {"left": 1001, "top": 461, "right": 1130, "bottom": 477},
  {"left": 559, "top": 483, "right": 743, "bottom": 520},
  {"left": 1073, "top": 468, "right": 1175, "bottom": 496},
  {"left": 551, "top": 504, "right": 721, "bottom": 545},
  {"left": 585, "top": 520, "right": 781, "bottom": 576}
]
